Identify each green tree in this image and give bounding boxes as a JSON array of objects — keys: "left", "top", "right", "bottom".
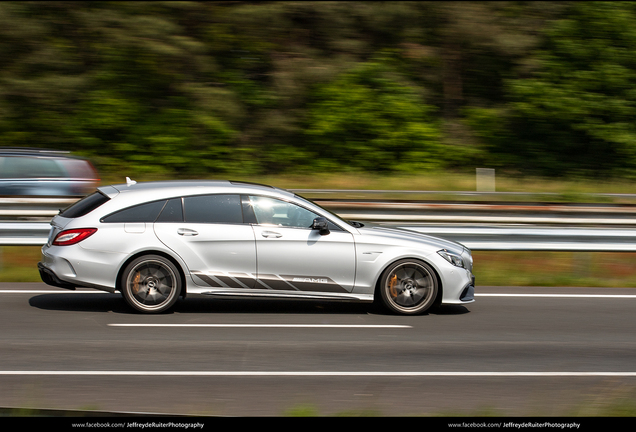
[
  {"left": 494, "top": 1, "right": 636, "bottom": 177},
  {"left": 4, "top": 1, "right": 636, "bottom": 181},
  {"left": 0, "top": 2, "right": 248, "bottom": 177},
  {"left": 304, "top": 58, "right": 443, "bottom": 173}
]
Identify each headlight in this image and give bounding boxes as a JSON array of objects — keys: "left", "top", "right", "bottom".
[{"left": 437, "top": 250, "right": 465, "bottom": 268}]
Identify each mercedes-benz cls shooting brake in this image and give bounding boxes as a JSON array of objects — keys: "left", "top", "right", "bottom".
[{"left": 38, "top": 180, "right": 475, "bottom": 314}]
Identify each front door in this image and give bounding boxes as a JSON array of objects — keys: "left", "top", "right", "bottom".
[{"left": 247, "top": 195, "right": 356, "bottom": 293}]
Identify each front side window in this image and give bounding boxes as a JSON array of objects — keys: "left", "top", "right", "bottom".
[
  {"left": 248, "top": 196, "right": 320, "bottom": 229},
  {"left": 183, "top": 194, "right": 243, "bottom": 224}
]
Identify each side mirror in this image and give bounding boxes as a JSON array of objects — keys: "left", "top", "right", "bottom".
[{"left": 311, "top": 217, "right": 330, "bottom": 235}]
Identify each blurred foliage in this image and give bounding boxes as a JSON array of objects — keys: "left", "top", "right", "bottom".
[
  {"left": 304, "top": 57, "right": 443, "bottom": 172},
  {"left": 495, "top": 2, "right": 636, "bottom": 178},
  {"left": 1, "top": 1, "right": 636, "bottom": 179}
]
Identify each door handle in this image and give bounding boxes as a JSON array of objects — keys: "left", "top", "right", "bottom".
[
  {"left": 261, "top": 231, "right": 282, "bottom": 238},
  {"left": 177, "top": 228, "right": 199, "bottom": 236}
]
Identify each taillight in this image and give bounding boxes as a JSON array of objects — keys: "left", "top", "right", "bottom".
[{"left": 53, "top": 228, "right": 97, "bottom": 246}]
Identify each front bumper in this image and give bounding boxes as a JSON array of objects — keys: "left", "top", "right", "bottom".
[{"left": 460, "top": 275, "right": 476, "bottom": 302}]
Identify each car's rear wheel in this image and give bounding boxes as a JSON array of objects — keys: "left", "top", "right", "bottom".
[
  {"left": 121, "top": 255, "right": 181, "bottom": 313},
  {"left": 379, "top": 259, "right": 438, "bottom": 315}
]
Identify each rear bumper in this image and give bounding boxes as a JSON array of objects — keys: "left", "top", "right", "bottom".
[{"left": 38, "top": 262, "right": 76, "bottom": 290}]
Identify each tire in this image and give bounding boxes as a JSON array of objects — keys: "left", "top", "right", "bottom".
[
  {"left": 121, "top": 255, "right": 182, "bottom": 313},
  {"left": 379, "top": 259, "right": 438, "bottom": 315}
]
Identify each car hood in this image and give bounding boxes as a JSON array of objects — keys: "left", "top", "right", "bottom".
[{"left": 356, "top": 224, "right": 467, "bottom": 254}]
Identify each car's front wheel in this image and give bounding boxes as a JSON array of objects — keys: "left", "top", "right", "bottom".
[
  {"left": 121, "top": 255, "right": 182, "bottom": 313},
  {"left": 379, "top": 259, "right": 438, "bottom": 315}
]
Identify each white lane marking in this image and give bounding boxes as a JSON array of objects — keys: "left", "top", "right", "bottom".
[
  {"left": 0, "top": 371, "right": 634, "bottom": 377},
  {"left": 108, "top": 324, "right": 411, "bottom": 329}
]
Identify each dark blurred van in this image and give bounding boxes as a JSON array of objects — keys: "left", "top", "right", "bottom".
[{"left": 0, "top": 148, "right": 99, "bottom": 196}]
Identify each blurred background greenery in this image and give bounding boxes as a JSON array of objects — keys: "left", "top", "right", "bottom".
[{"left": 2, "top": 1, "right": 636, "bottom": 181}]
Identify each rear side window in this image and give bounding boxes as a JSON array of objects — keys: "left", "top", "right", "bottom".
[
  {"left": 101, "top": 200, "right": 167, "bottom": 223},
  {"left": 183, "top": 194, "right": 243, "bottom": 224},
  {"left": 156, "top": 198, "right": 183, "bottom": 222},
  {"left": 59, "top": 192, "right": 110, "bottom": 218}
]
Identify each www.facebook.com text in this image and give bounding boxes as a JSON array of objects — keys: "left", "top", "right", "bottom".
[
  {"left": 71, "top": 422, "right": 205, "bottom": 429},
  {"left": 448, "top": 422, "right": 581, "bottom": 429}
]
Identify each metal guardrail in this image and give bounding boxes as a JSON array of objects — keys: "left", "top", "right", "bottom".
[
  {"left": 401, "top": 225, "right": 636, "bottom": 251},
  {"left": 0, "top": 197, "right": 75, "bottom": 219},
  {"left": 2, "top": 195, "right": 636, "bottom": 251},
  {"left": 291, "top": 188, "right": 636, "bottom": 199},
  {"left": 0, "top": 222, "right": 51, "bottom": 245},
  {"left": 321, "top": 201, "right": 636, "bottom": 226},
  {"left": 4, "top": 222, "right": 635, "bottom": 251}
]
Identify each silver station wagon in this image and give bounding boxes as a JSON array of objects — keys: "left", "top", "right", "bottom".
[
  {"left": 38, "top": 180, "right": 475, "bottom": 314},
  {"left": 0, "top": 148, "right": 99, "bottom": 196}
]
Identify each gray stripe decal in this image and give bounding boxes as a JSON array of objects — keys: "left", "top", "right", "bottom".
[
  {"left": 228, "top": 272, "right": 255, "bottom": 289},
  {"left": 257, "top": 274, "right": 299, "bottom": 291},
  {"left": 192, "top": 272, "right": 223, "bottom": 287},
  {"left": 214, "top": 275, "right": 244, "bottom": 289},
  {"left": 280, "top": 275, "right": 348, "bottom": 293},
  {"left": 193, "top": 271, "right": 347, "bottom": 293}
]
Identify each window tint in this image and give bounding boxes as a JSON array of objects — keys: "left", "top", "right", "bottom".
[
  {"left": 101, "top": 200, "right": 167, "bottom": 223},
  {"left": 59, "top": 192, "right": 110, "bottom": 218},
  {"left": 183, "top": 194, "right": 243, "bottom": 224},
  {"left": 1, "top": 156, "right": 66, "bottom": 178},
  {"left": 156, "top": 198, "right": 183, "bottom": 222},
  {"left": 249, "top": 196, "right": 319, "bottom": 229}
]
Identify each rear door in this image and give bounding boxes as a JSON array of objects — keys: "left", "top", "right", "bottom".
[{"left": 154, "top": 194, "right": 257, "bottom": 288}]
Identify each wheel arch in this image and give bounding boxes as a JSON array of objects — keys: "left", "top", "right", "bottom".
[
  {"left": 373, "top": 256, "right": 443, "bottom": 307},
  {"left": 115, "top": 250, "right": 188, "bottom": 298}
]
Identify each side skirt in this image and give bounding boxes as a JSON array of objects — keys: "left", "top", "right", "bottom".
[{"left": 198, "top": 288, "right": 374, "bottom": 303}]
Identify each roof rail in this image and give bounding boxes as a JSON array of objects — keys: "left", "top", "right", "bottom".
[{"left": 229, "top": 180, "right": 275, "bottom": 189}]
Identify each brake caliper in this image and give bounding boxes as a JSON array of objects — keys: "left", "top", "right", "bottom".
[
  {"left": 132, "top": 272, "right": 141, "bottom": 294},
  {"left": 389, "top": 274, "right": 399, "bottom": 298}
]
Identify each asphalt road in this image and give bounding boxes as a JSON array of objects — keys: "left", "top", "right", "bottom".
[{"left": 0, "top": 282, "right": 635, "bottom": 417}]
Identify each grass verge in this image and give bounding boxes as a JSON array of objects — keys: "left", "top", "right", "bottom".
[
  {"left": 473, "top": 251, "right": 636, "bottom": 287},
  {"left": 3, "top": 247, "right": 636, "bottom": 288}
]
